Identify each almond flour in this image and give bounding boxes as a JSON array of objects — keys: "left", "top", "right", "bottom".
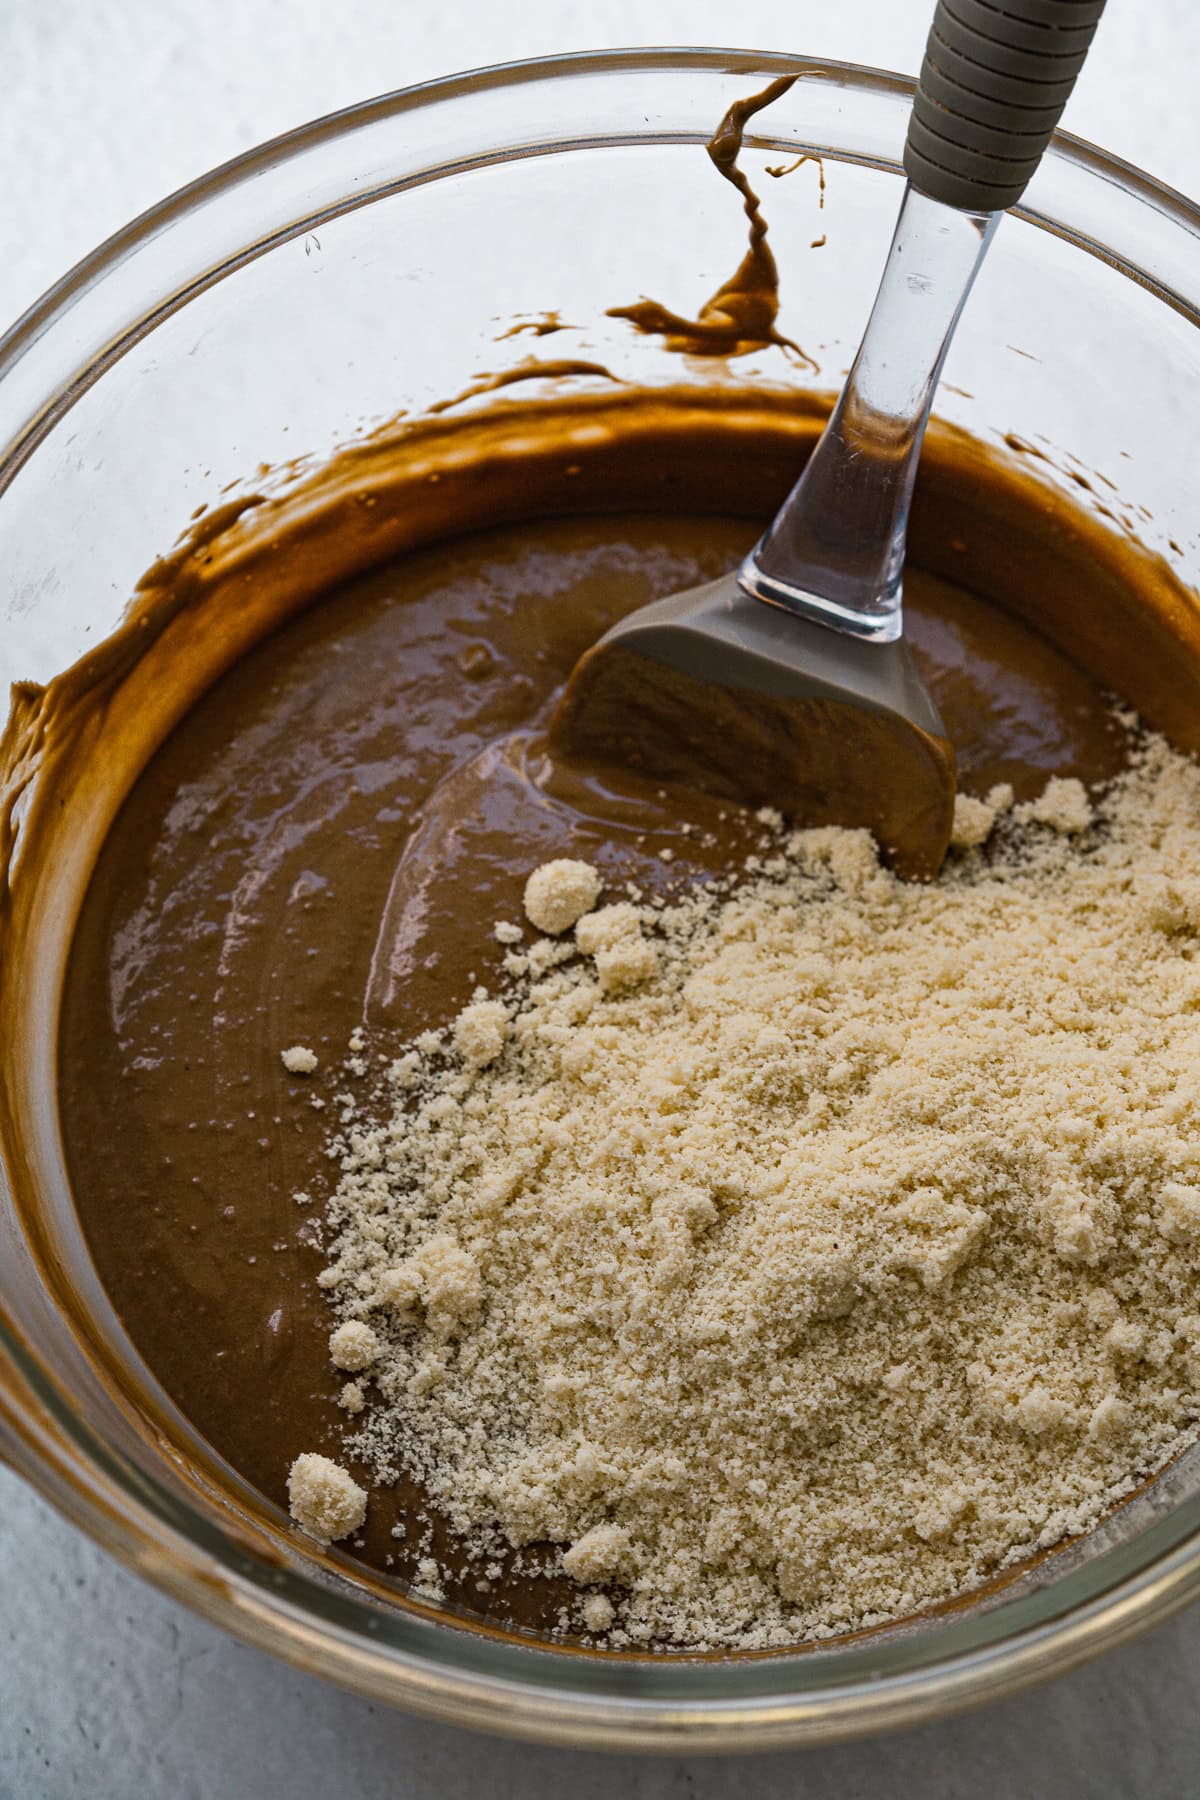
[
  {"left": 522, "top": 858, "right": 603, "bottom": 935},
  {"left": 312, "top": 732, "right": 1200, "bottom": 1647},
  {"left": 287, "top": 1453, "right": 367, "bottom": 1544}
]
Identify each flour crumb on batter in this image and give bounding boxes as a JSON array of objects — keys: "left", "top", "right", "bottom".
[
  {"left": 950, "top": 791, "right": 998, "bottom": 850},
  {"left": 328, "top": 1320, "right": 380, "bottom": 1372},
  {"left": 574, "top": 900, "right": 658, "bottom": 992},
  {"left": 581, "top": 1593, "right": 616, "bottom": 1632},
  {"left": 523, "top": 859, "right": 603, "bottom": 934},
  {"left": 452, "top": 999, "right": 510, "bottom": 1068},
  {"left": 287, "top": 1453, "right": 367, "bottom": 1543},
  {"left": 562, "top": 1524, "right": 633, "bottom": 1583},
  {"left": 1017, "top": 774, "right": 1093, "bottom": 834},
  {"left": 281, "top": 1044, "right": 319, "bottom": 1074},
  {"left": 574, "top": 902, "right": 639, "bottom": 954}
]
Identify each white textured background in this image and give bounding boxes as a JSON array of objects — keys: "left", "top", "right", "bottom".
[
  {"left": 2, "top": 1, "right": 1199, "bottom": 1794},
  {"left": 2, "top": 0, "right": 1196, "bottom": 333}
]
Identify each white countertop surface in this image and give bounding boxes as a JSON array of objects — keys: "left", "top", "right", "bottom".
[{"left": 2, "top": 1, "right": 1199, "bottom": 1793}]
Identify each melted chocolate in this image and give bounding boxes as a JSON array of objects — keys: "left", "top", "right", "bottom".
[{"left": 608, "top": 78, "right": 815, "bottom": 365}]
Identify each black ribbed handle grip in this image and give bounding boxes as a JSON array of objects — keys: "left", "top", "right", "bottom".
[{"left": 904, "top": 0, "right": 1107, "bottom": 212}]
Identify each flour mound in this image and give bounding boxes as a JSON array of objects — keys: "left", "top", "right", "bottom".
[{"left": 318, "top": 737, "right": 1200, "bottom": 1649}]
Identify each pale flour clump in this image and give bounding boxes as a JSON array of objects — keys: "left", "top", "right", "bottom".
[
  {"left": 319, "top": 738, "right": 1200, "bottom": 1648},
  {"left": 950, "top": 792, "right": 998, "bottom": 850},
  {"left": 1017, "top": 774, "right": 1093, "bottom": 834},
  {"left": 328, "top": 1320, "right": 380, "bottom": 1372},
  {"left": 581, "top": 1592, "right": 616, "bottom": 1633},
  {"left": 562, "top": 1523, "right": 634, "bottom": 1583},
  {"left": 452, "top": 999, "right": 510, "bottom": 1069},
  {"left": 287, "top": 1453, "right": 367, "bottom": 1543},
  {"left": 523, "top": 859, "right": 602, "bottom": 934}
]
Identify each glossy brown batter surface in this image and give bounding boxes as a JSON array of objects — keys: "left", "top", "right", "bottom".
[{"left": 56, "top": 406, "right": 1169, "bottom": 1642}]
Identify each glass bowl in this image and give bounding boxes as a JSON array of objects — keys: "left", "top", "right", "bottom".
[{"left": 2, "top": 49, "right": 1200, "bottom": 1751}]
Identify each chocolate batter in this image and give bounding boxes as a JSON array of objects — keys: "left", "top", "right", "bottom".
[{"left": 40, "top": 383, "right": 1200, "bottom": 1646}]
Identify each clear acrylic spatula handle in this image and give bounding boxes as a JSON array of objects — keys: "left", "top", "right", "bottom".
[{"left": 738, "top": 0, "right": 1108, "bottom": 644}]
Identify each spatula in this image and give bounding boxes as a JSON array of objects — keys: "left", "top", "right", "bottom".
[{"left": 552, "top": 0, "right": 1108, "bottom": 878}]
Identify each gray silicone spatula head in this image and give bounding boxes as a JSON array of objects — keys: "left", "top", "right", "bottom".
[
  {"left": 552, "top": 0, "right": 1107, "bottom": 879},
  {"left": 551, "top": 579, "right": 956, "bottom": 880}
]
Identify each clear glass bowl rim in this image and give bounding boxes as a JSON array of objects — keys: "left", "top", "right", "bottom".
[{"left": 3, "top": 46, "right": 1200, "bottom": 1752}]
